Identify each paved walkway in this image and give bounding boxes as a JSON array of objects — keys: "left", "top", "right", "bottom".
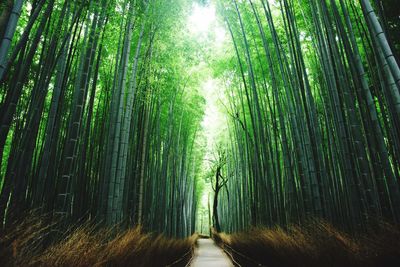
[{"left": 190, "top": 238, "right": 233, "bottom": 267}]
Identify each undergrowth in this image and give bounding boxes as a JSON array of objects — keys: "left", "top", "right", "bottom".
[
  {"left": 214, "top": 221, "right": 400, "bottom": 267},
  {"left": 0, "top": 215, "right": 197, "bottom": 267}
]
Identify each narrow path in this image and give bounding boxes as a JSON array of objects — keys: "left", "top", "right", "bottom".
[{"left": 190, "top": 238, "right": 234, "bottom": 267}]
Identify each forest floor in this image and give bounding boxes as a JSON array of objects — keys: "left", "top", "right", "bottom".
[
  {"left": 213, "top": 221, "right": 400, "bottom": 267},
  {"left": 191, "top": 238, "right": 233, "bottom": 267},
  {"left": 0, "top": 216, "right": 197, "bottom": 267}
]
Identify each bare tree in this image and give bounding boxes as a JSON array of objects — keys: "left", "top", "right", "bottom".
[{"left": 210, "top": 145, "right": 228, "bottom": 233}]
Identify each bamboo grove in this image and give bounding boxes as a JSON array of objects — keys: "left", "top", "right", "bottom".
[
  {"left": 1, "top": 0, "right": 400, "bottom": 240},
  {"left": 216, "top": 0, "right": 400, "bottom": 233},
  {"left": 0, "top": 0, "right": 206, "bottom": 238}
]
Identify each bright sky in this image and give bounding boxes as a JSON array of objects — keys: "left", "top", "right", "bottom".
[
  {"left": 187, "top": 3, "right": 229, "bottom": 234},
  {"left": 188, "top": 3, "right": 216, "bottom": 33},
  {"left": 187, "top": 3, "right": 228, "bottom": 150},
  {"left": 197, "top": 78, "right": 229, "bottom": 233},
  {"left": 188, "top": 3, "right": 227, "bottom": 46},
  {"left": 201, "top": 79, "right": 227, "bottom": 152}
]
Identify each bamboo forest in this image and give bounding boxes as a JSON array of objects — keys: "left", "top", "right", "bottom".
[{"left": 0, "top": 0, "right": 400, "bottom": 266}]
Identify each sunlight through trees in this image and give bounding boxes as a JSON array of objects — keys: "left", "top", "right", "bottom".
[{"left": 0, "top": 0, "right": 399, "bottom": 246}]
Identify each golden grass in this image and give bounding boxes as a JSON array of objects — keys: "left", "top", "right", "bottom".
[
  {"left": 0, "top": 217, "right": 197, "bottom": 267},
  {"left": 215, "top": 221, "right": 400, "bottom": 267}
]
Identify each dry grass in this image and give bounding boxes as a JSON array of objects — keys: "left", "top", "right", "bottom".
[
  {"left": 0, "top": 216, "right": 197, "bottom": 267},
  {"left": 215, "top": 221, "right": 400, "bottom": 267},
  {"left": 0, "top": 214, "right": 56, "bottom": 266}
]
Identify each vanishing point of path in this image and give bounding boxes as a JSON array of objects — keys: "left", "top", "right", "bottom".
[{"left": 191, "top": 238, "right": 234, "bottom": 267}]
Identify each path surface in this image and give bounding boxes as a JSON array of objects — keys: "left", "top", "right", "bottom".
[{"left": 190, "top": 238, "right": 233, "bottom": 267}]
